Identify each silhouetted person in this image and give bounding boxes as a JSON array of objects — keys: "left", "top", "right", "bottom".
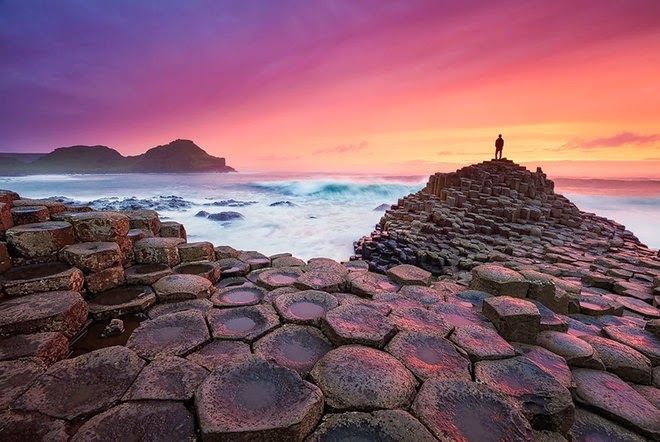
[{"left": 495, "top": 134, "right": 504, "bottom": 160}]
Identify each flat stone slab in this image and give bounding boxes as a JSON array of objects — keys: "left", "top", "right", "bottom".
[
  {"left": 84, "top": 265, "right": 125, "bottom": 294},
  {"left": 218, "top": 257, "right": 250, "bottom": 277},
  {"left": 385, "top": 331, "right": 471, "bottom": 381},
  {"left": 254, "top": 324, "right": 333, "bottom": 375},
  {"left": 412, "top": 379, "right": 533, "bottom": 441},
  {"left": 349, "top": 271, "right": 400, "bottom": 298},
  {"left": 126, "top": 209, "right": 161, "bottom": 234},
  {"left": 307, "top": 410, "right": 436, "bottom": 442},
  {"left": 389, "top": 306, "right": 453, "bottom": 336},
  {"left": 207, "top": 304, "right": 279, "bottom": 342},
  {"left": 186, "top": 340, "right": 251, "bottom": 371},
  {"left": 71, "top": 401, "right": 195, "bottom": 441},
  {"left": 0, "top": 262, "right": 84, "bottom": 296},
  {"left": 124, "top": 263, "right": 173, "bottom": 285},
  {"left": 177, "top": 241, "right": 214, "bottom": 262},
  {"left": 126, "top": 310, "right": 210, "bottom": 360},
  {"left": 0, "top": 411, "right": 69, "bottom": 441},
  {"left": 475, "top": 356, "right": 574, "bottom": 434},
  {"left": 87, "top": 285, "right": 156, "bottom": 320},
  {"left": 570, "top": 408, "right": 646, "bottom": 442},
  {"left": 69, "top": 211, "right": 130, "bottom": 241},
  {"left": 0, "top": 332, "right": 68, "bottom": 365},
  {"left": 274, "top": 290, "right": 338, "bottom": 325},
  {"left": 431, "top": 302, "right": 491, "bottom": 328},
  {"left": 196, "top": 355, "right": 323, "bottom": 440},
  {"left": 13, "top": 346, "right": 145, "bottom": 420},
  {"left": 6, "top": 221, "right": 75, "bottom": 258},
  {"left": 237, "top": 250, "right": 271, "bottom": 269},
  {"left": 257, "top": 267, "right": 304, "bottom": 290},
  {"left": 0, "top": 290, "right": 87, "bottom": 338},
  {"left": 295, "top": 266, "right": 347, "bottom": 293},
  {"left": 482, "top": 296, "right": 540, "bottom": 344},
  {"left": 609, "top": 294, "right": 660, "bottom": 318},
  {"left": 152, "top": 273, "right": 214, "bottom": 302},
  {"left": 455, "top": 289, "right": 493, "bottom": 307},
  {"left": 470, "top": 264, "right": 529, "bottom": 297},
  {"left": 536, "top": 330, "right": 604, "bottom": 369},
  {"left": 10, "top": 205, "right": 50, "bottom": 225},
  {"left": 603, "top": 325, "right": 660, "bottom": 365},
  {"left": 0, "top": 359, "right": 45, "bottom": 407},
  {"left": 59, "top": 241, "right": 122, "bottom": 273},
  {"left": 272, "top": 256, "right": 306, "bottom": 268},
  {"left": 386, "top": 264, "right": 432, "bottom": 285},
  {"left": 211, "top": 285, "right": 266, "bottom": 307},
  {"left": 572, "top": 368, "right": 660, "bottom": 439},
  {"left": 322, "top": 303, "right": 395, "bottom": 347},
  {"left": 398, "top": 285, "right": 444, "bottom": 306},
  {"left": 310, "top": 345, "right": 417, "bottom": 411},
  {"left": 173, "top": 260, "right": 222, "bottom": 283},
  {"left": 449, "top": 324, "right": 515, "bottom": 362},
  {"left": 123, "top": 355, "right": 208, "bottom": 401},
  {"left": 580, "top": 334, "right": 652, "bottom": 384},
  {"left": 148, "top": 298, "right": 213, "bottom": 319},
  {"left": 134, "top": 237, "right": 185, "bottom": 266},
  {"left": 513, "top": 343, "right": 573, "bottom": 389}
]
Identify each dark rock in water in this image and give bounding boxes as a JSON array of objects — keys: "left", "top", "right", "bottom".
[
  {"left": 195, "top": 210, "right": 210, "bottom": 217},
  {"left": 270, "top": 201, "right": 297, "bottom": 207},
  {"left": 208, "top": 211, "right": 245, "bottom": 222},
  {"left": 205, "top": 199, "right": 257, "bottom": 207},
  {"left": 89, "top": 195, "right": 193, "bottom": 212},
  {"left": 101, "top": 319, "right": 125, "bottom": 337},
  {"left": 373, "top": 204, "right": 390, "bottom": 211}
]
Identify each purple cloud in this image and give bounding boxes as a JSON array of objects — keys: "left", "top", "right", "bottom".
[{"left": 558, "top": 132, "right": 660, "bottom": 151}]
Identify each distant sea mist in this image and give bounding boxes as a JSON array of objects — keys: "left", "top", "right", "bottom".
[{"left": 1, "top": 173, "right": 658, "bottom": 258}]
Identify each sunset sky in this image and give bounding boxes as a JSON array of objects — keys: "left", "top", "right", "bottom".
[{"left": 2, "top": 0, "right": 660, "bottom": 177}]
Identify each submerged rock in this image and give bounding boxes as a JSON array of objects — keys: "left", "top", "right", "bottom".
[{"left": 208, "top": 211, "right": 245, "bottom": 222}]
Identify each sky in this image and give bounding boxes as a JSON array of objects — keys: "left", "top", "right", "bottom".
[{"left": 1, "top": 0, "right": 660, "bottom": 177}]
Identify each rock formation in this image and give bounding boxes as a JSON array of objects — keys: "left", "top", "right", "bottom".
[{"left": 0, "top": 158, "right": 659, "bottom": 440}]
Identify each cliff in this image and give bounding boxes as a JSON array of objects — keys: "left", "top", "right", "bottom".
[{"left": 0, "top": 139, "right": 235, "bottom": 175}]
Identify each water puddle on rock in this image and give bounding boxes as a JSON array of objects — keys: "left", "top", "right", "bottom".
[
  {"left": 225, "top": 316, "right": 257, "bottom": 332},
  {"left": 224, "top": 289, "right": 259, "bottom": 304},
  {"left": 288, "top": 301, "right": 325, "bottom": 319},
  {"left": 70, "top": 313, "right": 146, "bottom": 357}
]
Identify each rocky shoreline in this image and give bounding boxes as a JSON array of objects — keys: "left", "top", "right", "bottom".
[{"left": 0, "top": 159, "right": 659, "bottom": 440}]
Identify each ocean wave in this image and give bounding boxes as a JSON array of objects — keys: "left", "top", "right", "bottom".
[{"left": 244, "top": 180, "right": 422, "bottom": 198}]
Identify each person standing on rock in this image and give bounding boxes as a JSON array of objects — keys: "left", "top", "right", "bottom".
[{"left": 495, "top": 134, "right": 504, "bottom": 159}]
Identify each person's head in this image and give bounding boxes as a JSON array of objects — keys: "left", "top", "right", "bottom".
[{"left": 498, "top": 134, "right": 502, "bottom": 138}]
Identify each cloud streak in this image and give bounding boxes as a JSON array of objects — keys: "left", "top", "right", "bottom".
[
  {"left": 315, "top": 141, "right": 368, "bottom": 155},
  {"left": 557, "top": 132, "right": 660, "bottom": 151}
]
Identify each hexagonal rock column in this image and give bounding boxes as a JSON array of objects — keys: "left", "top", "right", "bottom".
[
  {"left": 152, "top": 274, "right": 214, "bottom": 302},
  {"left": 68, "top": 211, "right": 130, "bottom": 242},
  {"left": 186, "top": 340, "right": 251, "bottom": 371},
  {"left": 10, "top": 206, "right": 50, "bottom": 225},
  {"left": 0, "top": 241, "right": 11, "bottom": 272},
  {"left": 307, "top": 410, "right": 437, "bottom": 442},
  {"left": 274, "top": 290, "right": 338, "bottom": 326},
  {"left": 123, "top": 355, "right": 208, "bottom": 401},
  {"left": 211, "top": 285, "right": 266, "bottom": 307},
  {"left": 59, "top": 241, "right": 122, "bottom": 273},
  {"left": 412, "top": 379, "right": 534, "bottom": 441},
  {"left": 449, "top": 325, "right": 515, "bottom": 362},
  {"left": 71, "top": 401, "right": 195, "bottom": 441},
  {"left": 579, "top": 335, "right": 652, "bottom": 384},
  {"left": 0, "top": 290, "right": 87, "bottom": 338},
  {"left": 272, "top": 256, "right": 306, "bottom": 268},
  {"left": 218, "top": 257, "right": 250, "bottom": 277},
  {"left": 536, "top": 331, "right": 605, "bottom": 369},
  {"left": 12, "top": 198, "right": 66, "bottom": 216},
  {"left": 513, "top": 343, "right": 573, "bottom": 390},
  {"left": 475, "top": 356, "right": 574, "bottom": 434},
  {"left": 88, "top": 285, "right": 157, "bottom": 320},
  {"left": 177, "top": 241, "right": 214, "bottom": 262},
  {"left": 85, "top": 266, "right": 125, "bottom": 294},
  {"left": 570, "top": 408, "right": 647, "bottom": 442},
  {"left": 572, "top": 369, "right": 660, "bottom": 439},
  {"left": 159, "top": 221, "right": 187, "bottom": 240},
  {"left": 134, "top": 237, "right": 184, "bottom": 266},
  {"left": 385, "top": 331, "right": 471, "bottom": 381},
  {"left": 389, "top": 306, "right": 453, "bottom": 336},
  {"left": 470, "top": 264, "right": 529, "bottom": 297},
  {"left": 0, "top": 203, "right": 14, "bottom": 234},
  {"left": 207, "top": 304, "right": 279, "bottom": 342},
  {"left": 0, "top": 332, "right": 69, "bottom": 366},
  {"left": 148, "top": 298, "right": 213, "bottom": 319},
  {"left": 0, "top": 262, "right": 84, "bottom": 296},
  {"left": 322, "top": 303, "right": 395, "bottom": 348},
  {"left": 13, "top": 346, "right": 145, "bottom": 421},
  {"left": 196, "top": 356, "right": 323, "bottom": 440},
  {"left": 0, "top": 359, "right": 45, "bottom": 408},
  {"left": 257, "top": 267, "right": 304, "bottom": 290},
  {"left": 349, "top": 271, "right": 400, "bottom": 298},
  {"left": 237, "top": 250, "right": 271, "bottom": 269},
  {"left": 173, "top": 261, "right": 221, "bottom": 283},
  {"left": 387, "top": 264, "right": 432, "bottom": 286},
  {"left": 126, "top": 209, "right": 161, "bottom": 235},
  {"left": 5, "top": 222, "right": 75, "bottom": 259},
  {"left": 603, "top": 325, "right": 660, "bottom": 365},
  {"left": 310, "top": 345, "right": 417, "bottom": 411},
  {"left": 254, "top": 324, "right": 333, "bottom": 375},
  {"left": 0, "top": 411, "right": 69, "bottom": 441},
  {"left": 126, "top": 310, "right": 210, "bottom": 360},
  {"left": 124, "top": 263, "right": 173, "bottom": 285},
  {"left": 482, "top": 296, "right": 541, "bottom": 344},
  {"left": 295, "top": 266, "right": 347, "bottom": 293}
]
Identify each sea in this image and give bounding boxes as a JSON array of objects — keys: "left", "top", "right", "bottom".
[{"left": 1, "top": 173, "right": 658, "bottom": 260}]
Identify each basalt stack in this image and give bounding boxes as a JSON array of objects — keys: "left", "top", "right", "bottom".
[{"left": 1, "top": 183, "right": 659, "bottom": 441}]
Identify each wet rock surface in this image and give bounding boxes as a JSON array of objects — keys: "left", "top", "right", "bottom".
[{"left": 0, "top": 169, "right": 658, "bottom": 440}]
